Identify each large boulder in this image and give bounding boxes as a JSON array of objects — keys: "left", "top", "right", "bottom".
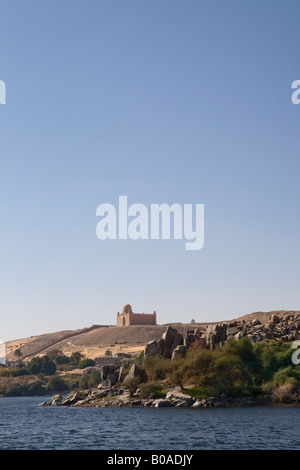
[
  {"left": 144, "top": 338, "right": 164, "bottom": 357},
  {"left": 162, "top": 327, "right": 183, "bottom": 358},
  {"left": 171, "top": 345, "right": 186, "bottom": 360},
  {"left": 51, "top": 394, "right": 64, "bottom": 406},
  {"left": 100, "top": 364, "right": 120, "bottom": 387},
  {"left": 144, "top": 327, "right": 183, "bottom": 359},
  {"left": 144, "top": 326, "right": 205, "bottom": 358},
  {"left": 206, "top": 323, "right": 228, "bottom": 349},
  {"left": 153, "top": 399, "right": 172, "bottom": 407},
  {"left": 166, "top": 389, "right": 194, "bottom": 407},
  {"left": 123, "top": 364, "right": 145, "bottom": 386},
  {"left": 61, "top": 391, "right": 82, "bottom": 406},
  {"left": 269, "top": 314, "right": 281, "bottom": 325}
]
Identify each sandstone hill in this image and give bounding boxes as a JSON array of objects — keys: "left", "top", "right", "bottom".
[{"left": 5, "top": 310, "right": 300, "bottom": 362}]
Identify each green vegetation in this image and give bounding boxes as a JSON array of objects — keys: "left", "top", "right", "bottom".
[
  {"left": 139, "top": 338, "right": 300, "bottom": 400},
  {"left": 14, "top": 349, "right": 23, "bottom": 359},
  {"left": 78, "top": 358, "right": 96, "bottom": 369},
  {"left": 117, "top": 352, "right": 132, "bottom": 359},
  {"left": 134, "top": 350, "right": 144, "bottom": 365},
  {"left": 125, "top": 378, "right": 140, "bottom": 397},
  {"left": 69, "top": 352, "right": 84, "bottom": 366},
  {"left": 1, "top": 338, "right": 299, "bottom": 402},
  {"left": 0, "top": 376, "right": 45, "bottom": 396},
  {"left": 138, "top": 382, "right": 166, "bottom": 399},
  {"left": 0, "top": 351, "right": 98, "bottom": 396},
  {"left": 0, "top": 367, "right": 28, "bottom": 377},
  {"left": 55, "top": 354, "right": 70, "bottom": 365},
  {"left": 27, "top": 356, "right": 56, "bottom": 375}
]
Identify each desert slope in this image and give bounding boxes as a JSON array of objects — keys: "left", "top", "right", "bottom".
[
  {"left": 5, "top": 310, "right": 300, "bottom": 361},
  {"left": 5, "top": 323, "right": 207, "bottom": 361}
]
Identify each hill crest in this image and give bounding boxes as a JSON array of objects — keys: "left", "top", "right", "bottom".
[{"left": 5, "top": 310, "right": 300, "bottom": 361}]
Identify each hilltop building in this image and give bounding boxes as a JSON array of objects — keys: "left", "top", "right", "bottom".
[{"left": 117, "top": 304, "right": 157, "bottom": 327}]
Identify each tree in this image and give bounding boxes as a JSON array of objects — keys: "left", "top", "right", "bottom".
[
  {"left": 14, "top": 349, "right": 23, "bottom": 359},
  {"left": 27, "top": 356, "right": 56, "bottom": 375},
  {"left": 69, "top": 352, "right": 83, "bottom": 366},
  {"left": 78, "top": 358, "right": 95, "bottom": 369},
  {"left": 55, "top": 354, "right": 70, "bottom": 365}
]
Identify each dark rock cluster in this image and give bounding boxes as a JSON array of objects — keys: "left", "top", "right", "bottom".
[
  {"left": 144, "top": 313, "right": 300, "bottom": 356},
  {"left": 144, "top": 325, "right": 206, "bottom": 360},
  {"left": 205, "top": 313, "right": 300, "bottom": 349},
  {"left": 39, "top": 388, "right": 270, "bottom": 408}
]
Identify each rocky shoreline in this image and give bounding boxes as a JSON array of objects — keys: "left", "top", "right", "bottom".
[
  {"left": 37, "top": 313, "right": 300, "bottom": 409},
  {"left": 39, "top": 387, "right": 283, "bottom": 409}
]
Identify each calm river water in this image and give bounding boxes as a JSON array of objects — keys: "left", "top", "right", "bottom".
[{"left": 0, "top": 396, "right": 299, "bottom": 450}]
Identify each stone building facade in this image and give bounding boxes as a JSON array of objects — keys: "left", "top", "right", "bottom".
[{"left": 117, "top": 304, "right": 157, "bottom": 327}]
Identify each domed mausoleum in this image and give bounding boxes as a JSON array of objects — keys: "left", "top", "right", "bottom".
[{"left": 117, "top": 304, "right": 157, "bottom": 327}]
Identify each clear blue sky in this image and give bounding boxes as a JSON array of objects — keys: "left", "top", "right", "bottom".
[{"left": 0, "top": 0, "right": 299, "bottom": 341}]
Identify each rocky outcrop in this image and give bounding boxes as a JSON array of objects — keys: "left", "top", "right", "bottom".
[
  {"left": 153, "top": 399, "right": 172, "bottom": 407},
  {"left": 171, "top": 345, "right": 186, "bottom": 360},
  {"left": 122, "top": 364, "right": 145, "bottom": 386},
  {"left": 48, "top": 394, "right": 64, "bottom": 406},
  {"left": 162, "top": 327, "right": 183, "bottom": 358},
  {"left": 165, "top": 389, "right": 194, "bottom": 407},
  {"left": 144, "top": 338, "right": 164, "bottom": 357},
  {"left": 205, "top": 314, "right": 300, "bottom": 349},
  {"left": 205, "top": 323, "right": 228, "bottom": 349},
  {"left": 144, "top": 314, "right": 300, "bottom": 358},
  {"left": 144, "top": 326, "right": 204, "bottom": 359},
  {"left": 39, "top": 387, "right": 273, "bottom": 408},
  {"left": 100, "top": 364, "right": 120, "bottom": 387}
]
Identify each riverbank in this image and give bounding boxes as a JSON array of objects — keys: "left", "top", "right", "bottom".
[
  {"left": 3, "top": 324, "right": 300, "bottom": 406},
  {"left": 39, "top": 381, "right": 300, "bottom": 409}
]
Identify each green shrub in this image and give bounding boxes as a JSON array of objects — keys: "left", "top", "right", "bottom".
[
  {"left": 86, "top": 370, "right": 102, "bottom": 388},
  {"left": 76, "top": 376, "right": 89, "bottom": 390},
  {"left": 0, "top": 376, "right": 45, "bottom": 396},
  {"left": 134, "top": 351, "right": 144, "bottom": 364},
  {"left": 138, "top": 382, "right": 165, "bottom": 399},
  {"left": 273, "top": 365, "right": 300, "bottom": 386},
  {"left": 47, "top": 375, "right": 69, "bottom": 392},
  {"left": 6, "top": 382, "right": 27, "bottom": 396},
  {"left": 69, "top": 352, "right": 84, "bottom": 366},
  {"left": 0, "top": 367, "right": 28, "bottom": 377},
  {"left": 254, "top": 341, "right": 293, "bottom": 381},
  {"left": 78, "top": 358, "right": 96, "bottom": 369},
  {"left": 142, "top": 355, "right": 172, "bottom": 381},
  {"left": 125, "top": 378, "right": 140, "bottom": 397},
  {"left": 55, "top": 355, "right": 70, "bottom": 365},
  {"left": 26, "top": 379, "right": 45, "bottom": 395},
  {"left": 208, "top": 352, "right": 245, "bottom": 395},
  {"left": 171, "top": 348, "right": 214, "bottom": 386},
  {"left": 27, "top": 356, "right": 56, "bottom": 375}
]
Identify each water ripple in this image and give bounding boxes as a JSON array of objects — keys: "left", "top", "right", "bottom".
[{"left": 0, "top": 397, "right": 300, "bottom": 449}]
